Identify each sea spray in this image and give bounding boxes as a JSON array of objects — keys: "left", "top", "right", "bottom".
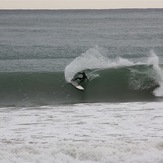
[
  {"left": 64, "top": 47, "right": 108, "bottom": 82},
  {"left": 64, "top": 47, "right": 134, "bottom": 82},
  {"left": 148, "top": 50, "right": 163, "bottom": 97}
]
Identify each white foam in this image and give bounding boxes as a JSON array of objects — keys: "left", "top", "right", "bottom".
[
  {"left": 0, "top": 102, "right": 163, "bottom": 163},
  {"left": 148, "top": 50, "right": 163, "bottom": 96},
  {"left": 64, "top": 46, "right": 134, "bottom": 82}
]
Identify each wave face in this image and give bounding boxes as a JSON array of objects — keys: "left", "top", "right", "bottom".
[
  {"left": 0, "top": 64, "right": 160, "bottom": 106},
  {"left": 0, "top": 47, "right": 162, "bottom": 106},
  {"left": 84, "top": 65, "right": 159, "bottom": 101}
]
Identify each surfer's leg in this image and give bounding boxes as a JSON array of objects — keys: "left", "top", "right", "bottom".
[{"left": 78, "top": 78, "right": 84, "bottom": 85}]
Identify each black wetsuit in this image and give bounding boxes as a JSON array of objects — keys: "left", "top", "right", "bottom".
[{"left": 72, "top": 72, "right": 87, "bottom": 85}]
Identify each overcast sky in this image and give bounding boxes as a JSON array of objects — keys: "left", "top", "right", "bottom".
[{"left": 0, "top": 0, "right": 163, "bottom": 9}]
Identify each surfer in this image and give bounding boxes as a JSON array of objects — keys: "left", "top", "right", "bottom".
[{"left": 72, "top": 71, "right": 87, "bottom": 85}]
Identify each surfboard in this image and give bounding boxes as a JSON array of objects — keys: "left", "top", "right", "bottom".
[
  {"left": 75, "top": 85, "right": 84, "bottom": 90},
  {"left": 71, "top": 81, "right": 84, "bottom": 90}
]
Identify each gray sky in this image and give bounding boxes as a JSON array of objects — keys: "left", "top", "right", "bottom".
[{"left": 0, "top": 0, "right": 163, "bottom": 9}]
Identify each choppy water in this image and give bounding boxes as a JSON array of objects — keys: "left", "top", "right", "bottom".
[{"left": 0, "top": 9, "right": 163, "bottom": 162}]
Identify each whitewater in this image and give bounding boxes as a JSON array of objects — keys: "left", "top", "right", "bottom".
[
  {"left": 0, "top": 102, "right": 163, "bottom": 163},
  {"left": 0, "top": 9, "right": 163, "bottom": 163}
]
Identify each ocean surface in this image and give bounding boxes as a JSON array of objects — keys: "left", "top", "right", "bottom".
[{"left": 0, "top": 9, "right": 163, "bottom": 162}]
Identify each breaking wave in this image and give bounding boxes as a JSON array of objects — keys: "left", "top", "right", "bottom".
[{"left": 0, "top": 48, "right": 163, "bottom": 106}]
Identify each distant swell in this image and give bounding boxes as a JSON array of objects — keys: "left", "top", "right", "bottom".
[{"left": 0, "top": 64, "right": 161, "bottom": 106}]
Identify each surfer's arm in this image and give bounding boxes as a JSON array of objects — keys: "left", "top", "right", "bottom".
[
  {"left": 77, "top": 72, "right": 84, "bottom": 75},
  {"left": 72, "top": 77, "right": 83, "bottom": 81},
  {"left": 72, "top": 72, "right": 87, "bottom": 82}
]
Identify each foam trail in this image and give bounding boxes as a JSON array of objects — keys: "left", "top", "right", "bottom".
[{"left": 148, "top": 50, "right": 163, "bottom": 96}]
